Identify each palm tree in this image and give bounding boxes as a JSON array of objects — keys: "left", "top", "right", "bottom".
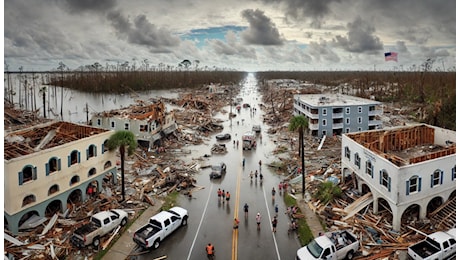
[
  {"left": 288, "top": 115, "right": 309, "bottom": 197},
  {"left": 107, "top": 130, "right": 137, "bottom": 201}
]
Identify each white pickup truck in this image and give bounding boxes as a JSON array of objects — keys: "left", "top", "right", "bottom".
[
  {"left": 296, "top": 230, "right": 359, "bottom": 260},
  {"left": 71, "top": 209, "right": 128, "bottom": 248},
  {"left": 133, "top": 206, "right": 188, "bottom": 249},
  {"left": 407, "top": 228, "right": 456, "bottom": 260}
]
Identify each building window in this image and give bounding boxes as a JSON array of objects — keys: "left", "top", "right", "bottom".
[
  {"left": 358, "top": 127, "right": 362, "bottom": 132},
  {"left": 97, "top": 118, "right": 101, "bottom": 126},
  {"left": 18, "top": 165, "right": 37, "bottom": 185},
  {"left": 406, "top": 176, "right": 421, "bottom": 195},
  {"left": 102, "top": 139, "right": 109, "bottom": 154},
  {"left": 366, "top": 160, "right": 373, "bottom": 177},
  {"left": 322, "top": 109, "right": 327, "bottom": 115},
  {"left": 357, "top": 117, "right": 362, "bottom": 124},
  {"left": 380, "top": 170, "right": 391, "bottom": 192},
  {"left": 87, "top": 144, "right": 97, "bottom": 160},
  {"left": 46, "top": 157, "right": 61, "bottom": 176},
  {"left": 345, "top": 107, "right": 350, "bottom": 114},
  {"left": 358, "top": 106, "right": 362, "bottom": 113},
  {"left": 346, "top": 118, "right": 350, "bottom": 124},
  {"left": 322, "top": 119, "right": 327, "bottom": 126},
  {"left": 345, "top": 128, "right": 350, "bottom": 133},
  {"left": 344, "top": 147, "right": 350, "bottom": 160},
  {"left": 70, "top": 175, "right": 80, "bottom": 186},
  {"left": 22, "top": 194, "right": 36, "bottom": 207},
  {"left": 354, "top": 153, "right": 361, "bottom": 169},
  {"left": 48, "top": 184, "right": 59, "bottom": 195},
  {"left": 68, "top": 150, "right": 81, "bottom": 167},
  {"left": 124, "top": 123, "right": 129, "bottom": 130},
  {"left": 104, "top": 161, "right": 112, "bottom": 169},
  {"left": 88, "top": 168, "right": 97, "bottom": 177},
  {"left": 111, "top": 121, "right": 115, "bottom": 128},
  {"left": 140, "top": 125, "right": 148, "bottom": 132},
  {"left": 431, "top": 169, "right": 443, "bottom": 187},
  {"left": 452, "top": 166, "right": 456, "bottom": 180}
]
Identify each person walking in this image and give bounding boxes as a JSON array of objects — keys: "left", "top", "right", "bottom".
[
  {"left": 275, "top": 204, "right": 279, "bottom": 217},
  {"left": 217, "top": 188, "right": 222, "bottom": 202},
  {"left": 271, "top": 187, "right": 276, "bottom": 200},
  {"left": 249, "top": 171, "right": 254, "bottom": 180},
  {"left": 221, "top": 189, "right": 225, "bottom": 203},
  {"left": 259, "top": 159, "right": 262, "bottom": 169},
  {"left": 243, "top": 203, "right": 249, "bottom": 218},
  {"left": 233, "top": 218, "right": 240, "bottom": 229},
  {"left": 272, "top": 216, "right": 278, "bottom": 232},
  {"left": 255, "top": 170, "right": 258, "bottom": 179},
  {"left": 256, "top": 213, "right": 262, "bottom": 230},
  {"left": 242, "top": 158, "right": 245, "bottom": 168},
  {"left": 206, "top": 243, "right": 215, "bottom": 259},
  {"left": 225, "top": 191, "right": 230, "bottom": 203},
  {"left": 236, "top": 140, "right": 239, "bottom": 148}
]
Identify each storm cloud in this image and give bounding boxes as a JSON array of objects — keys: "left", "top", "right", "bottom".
[
  {"left": 240, "top": 9, "right": 284, "bottom": 46},
  {"left": 333, "top": 17, "right": 383, "bottom": 53}
]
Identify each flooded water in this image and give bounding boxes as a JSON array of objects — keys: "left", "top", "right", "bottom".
[{"left": 4, "top": 73, "right": 179, "bottom": 123}]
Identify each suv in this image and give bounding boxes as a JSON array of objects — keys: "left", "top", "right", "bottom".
[{"left": 210, "top": 162, "right": 226, "bottom": 179}]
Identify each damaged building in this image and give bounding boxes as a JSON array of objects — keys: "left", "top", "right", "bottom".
[
  {"left": 293, "top": 94, "right": 383, "bottom": 137},
  {"left": 341, "top": 124, "right": 456, "bottom": 231},
  {"left": 4, "top": 121, "right": 118, "bottom": 234},
  {"left": 90, "top": 100, "right": 177, "bottom": 149}
]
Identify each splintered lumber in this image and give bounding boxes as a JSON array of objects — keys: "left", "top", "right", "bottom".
[
  {"left": 102, "top": 226, "right": 120, "bottom": 250},
  {"left": 144, "top": 195, "right": 155, "bottom": 206},
  {"left": 342, "top": 193, "right": 372, "bottom": 220},
  {"left": 40, "top": 213, "right": 58, "bottom": 236},
  {"left": 153, "top": 256, "right": 167, "bottom": 260}
]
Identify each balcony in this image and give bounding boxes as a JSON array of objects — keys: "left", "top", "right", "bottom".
[
  {"left": 368, "top": 120, "right": 382, "bottom": 126},
  {"left": 309, "top": 123, "right": 319, "bottom": 130},
  {"left": 369, "top": 109, "right": 383, "bottom": 116},
  {"left": 332, "top": 112, "right": 343, "bottom": 119},
  {"left": 332, "top": 123, "right": 344, "bottom": 129}
]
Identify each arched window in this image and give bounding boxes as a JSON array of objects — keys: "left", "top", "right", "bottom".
[
  {"left": 406, "top": 176, "right": 421, "bottom": 195},
  {"left": 22, "top": 194, "right": 36, "bottom": 207},
  {"left": 102, "top": 139, "right": 109, "bottom": 154},
  {"left": 379, "top": 170, "right": 391, "bottom": 192},
  {"left": 87, "top": 144, "right": 97, "bottom": 160},
  {"left": 46, "top": 157, "right": 61, "bottom": 175},
  {"left": 104, "top": 161, "right": 112, "bottom": 169},
  {"left": 88, "top": 168, "right": 96, "bottom": 177},
  {"left": 431, "top": 169, "right": 443, "bottom": 187},
  {"left": 18, "top": 165, "right": 37, "bottom": 185},
  {"left": 344, "top": 147, "right": 350, "bottom": 160},
  {"left": 365, "top": 160, "right": 373, "bottom": 177},
  {"left": 48, "top": 184, "right": 60, "bottom": 195},
  {"left": 70, "top": 175, "right": 80, "bottom": 186},
  {"left": 354, "top": 153, "right": 361, "bottom": 169},
  {"left": 68, "top": 150, "right": 81, "bottom": 167}
]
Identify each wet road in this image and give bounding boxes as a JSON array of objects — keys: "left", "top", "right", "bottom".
[{"left": 137, "top": 73, "right": 301, "bottom": 260}]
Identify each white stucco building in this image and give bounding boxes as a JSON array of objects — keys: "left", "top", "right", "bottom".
[
  {"left": 4, "top": 121, "right": 118, "bottom": 234},
  {"left": 341, "top": 124, "right": 456, "bottom": 231}
]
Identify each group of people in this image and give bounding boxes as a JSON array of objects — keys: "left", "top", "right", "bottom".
[{"left": 217, "top": 188, "right": 231, "bottom": 203}]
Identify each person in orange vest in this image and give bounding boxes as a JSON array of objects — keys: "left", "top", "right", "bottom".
[
  {"left": 206, "top": 243, "right": 214, "bottom": 259},
  {"left": 225, "top": 191, "right": 230, "bottom": 203},
  {"left": 233, "top": 218, "right": 240, "bottom": 229},
  {"left": 217, "top": 188, "right": 222, "bottom": 202}
]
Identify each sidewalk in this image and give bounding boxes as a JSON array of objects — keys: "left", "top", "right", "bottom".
[
  {"left": 103, "top": 199, "right": 163, "bottom": 260},
  {"left": 295, "top": 193, "right": 324, "bottom": 239}
]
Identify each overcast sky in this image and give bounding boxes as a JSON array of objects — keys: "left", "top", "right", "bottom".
[{"left": 3, "top": 0, "right": 456, "bottom": 72}]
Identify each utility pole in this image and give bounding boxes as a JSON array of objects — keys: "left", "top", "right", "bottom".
[
  {"left": 229, "top": 87, "right": 232, "bottom": 126},
  {"left": 86, "top": 103, "right": 89, "bottom": 124}
]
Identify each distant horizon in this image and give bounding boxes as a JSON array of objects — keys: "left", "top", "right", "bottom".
[{"left": 4, "top": 0, "right": 455, "bottom": 72}]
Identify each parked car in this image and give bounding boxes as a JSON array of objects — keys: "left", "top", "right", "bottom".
[
  {"left": 210, "top": 162, "right": 227, "bottom": 179},
  {"left": 133, "top": 207, "right": 188, "bottom": 249},
  {"left": 296, "top": 230, "right": 359, "bottom": 260},
  {"left": 71, "top": 209, "right": 128, "bottom": 248},
  {"left": 252, "top": 125, "right": 261, "bottom": 133},
  {"left": 216, "top": 133, "right": 231, "bottom": 140},
  {"left": 407, "top": 228, "right": 456, "bottom": 260}
]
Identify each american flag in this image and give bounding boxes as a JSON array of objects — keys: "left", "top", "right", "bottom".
[{"left": 384, "top": 52, "right": 398, "bottom": 62}]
